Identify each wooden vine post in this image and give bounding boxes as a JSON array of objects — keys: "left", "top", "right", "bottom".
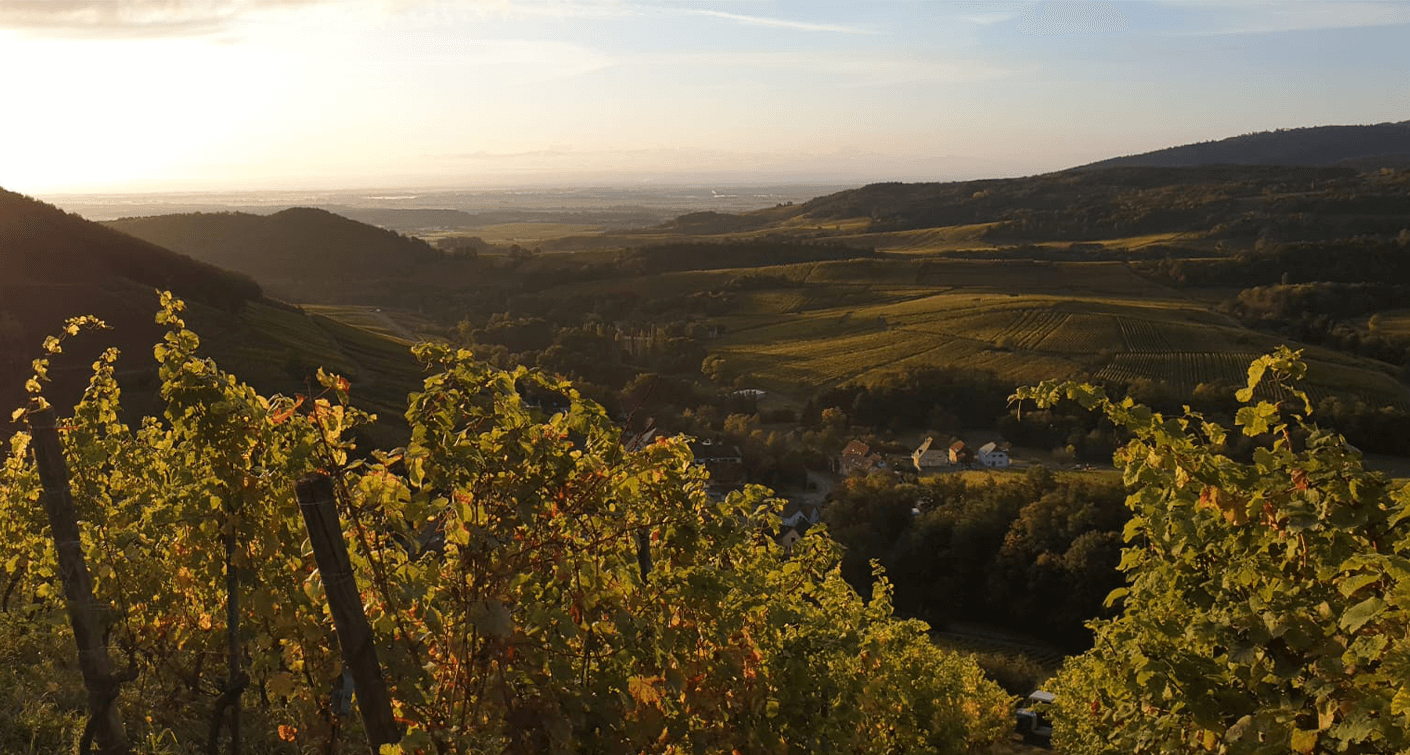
[
  {"left": 295, "top": 472, "right": 401, "bottom": 751},
  {"left": 27, "top": 402, "right": 131, "bottom": 755}
]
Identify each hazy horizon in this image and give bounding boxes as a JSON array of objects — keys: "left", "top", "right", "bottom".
[
  {"left": 37, "top": 182, "right": 857, "bottom": 221},
  {"left": 3, "top": 0, "right": 1408, "bottom": 196}
]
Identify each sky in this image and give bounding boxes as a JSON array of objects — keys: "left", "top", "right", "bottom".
[{"left": 1, "top": 0, "right": 1408, "bottom": 194}]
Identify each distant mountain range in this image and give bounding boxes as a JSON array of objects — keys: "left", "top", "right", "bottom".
[{"left": 1078, "top": 121, "right": 1410, "bottom": 170}]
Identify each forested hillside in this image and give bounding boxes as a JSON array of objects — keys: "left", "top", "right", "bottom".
[
  {"left": 1080, "top": 121, "right": 1410, "bottom": 170},
  {"left": 0, "top": 187, "right": 261, "bottom": 414},
  {"left": 0, "top": 189, "right": 424, "bottom": 425},
  {"left": 104, "top": 208, "right": 442, "bottom": 301}
]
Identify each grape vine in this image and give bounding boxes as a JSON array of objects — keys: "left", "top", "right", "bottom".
[{"left": 0, "top": 293, "right": 1011, "bottom": 755}]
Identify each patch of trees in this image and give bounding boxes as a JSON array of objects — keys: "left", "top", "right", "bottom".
[
  {"left": 1138, "top": 234, "right": 1410, "bottom": 288},
  {"left": 824, "top": 468, "right": 1129, "bottom": 649},
  {"left": 1223, "top": 282, "right": 1410, "bottom": 370},
  {"left": 815, "top": 366, "right": 1015, "bottom": 433},
  {"left": 649, "top": 210, "right": 777, "bottom": 235},
  {"left": 453, "top": 315, "right": 717, "bottom": 421}
]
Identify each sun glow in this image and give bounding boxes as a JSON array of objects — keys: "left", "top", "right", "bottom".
[{"left": 0, "top": 33, "right": 286, "bottom": 193}]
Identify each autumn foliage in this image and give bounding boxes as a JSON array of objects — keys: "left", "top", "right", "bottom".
[{"left": 0, "top": 294, "right": 1010, "bottom": 754}]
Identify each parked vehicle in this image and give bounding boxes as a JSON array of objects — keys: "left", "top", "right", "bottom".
[{"left": 1015, "top": 690, "right": 1054, "bottom": 747}]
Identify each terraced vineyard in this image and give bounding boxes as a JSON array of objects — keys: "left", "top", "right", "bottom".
[
  {"left": 1116, "top": 317, "right": 1175, "bottom": 352},
  {"left": 994, "top": 309, "right": 1069, "bottom": 350},
  {"left": 1036, "top": 313, "right": 1123, "bottom": 354},
  {"left": 705, "top": 258, "right": 1410, "bottom": 411},
  {"left": 1095, "top": 351, "right": 1263, "bottom": 389}
]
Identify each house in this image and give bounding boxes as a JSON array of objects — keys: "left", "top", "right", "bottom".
[
  {"left": 838, "top": 439, "right": 885, "bottom": 476},
  {"left": 949, "top": 440, "right": 975, "bottom": 467},
  {"left": 912, "top": 436, "right": 950, "bottom": 472},
  {"left": 779, "top": 502, "right": 821, "bottom": 531},
  {"left": 776, "top": 501, "right": 822, "bottom": 555},
  {"left": 777, "top": 526, "right": 804, "bottom": 554},
  {"left": 688, "top": 438, "right": 746, "bottom": 489},
  {"left": 977, "top": 441, "right": 1011, "bottom": 468}
]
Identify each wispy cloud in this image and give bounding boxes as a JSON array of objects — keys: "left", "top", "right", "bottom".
[
  {"left": 645, "top": 50, "right": 1030, "bottom": 87},
  {"left": 384, "top": 0, "right": 639, "bottom": 21},
  {"left": 1162, "top": 0, "right": 1410, "bottom": 36},
  {"left": 963, "top": 11, "right": 1023, "bottom": 26},
  {"left": 678, "top": 8, "right": 877, "bottom": 34},
  {"left": 0, "top": 0, "right": 326, "bottom": 38},
  {"left": 1015, "top": 1, "right": 1128, "bottom": 35}
]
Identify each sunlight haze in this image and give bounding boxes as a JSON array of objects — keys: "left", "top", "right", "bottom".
[{"left": 2, "top": 0, "right": 1407, "bottom": 194}]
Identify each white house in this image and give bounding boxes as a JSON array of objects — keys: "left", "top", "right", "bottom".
[{"left": 977, "top": 441, "right": 1010, "bottom": 468}]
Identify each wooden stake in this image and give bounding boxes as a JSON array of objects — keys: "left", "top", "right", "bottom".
[
  {"left": 295, "top": 473, "right": 400, "bottom": 751},
  {"left": 27, "top": 402, "right": 131, "bottom": 755}
]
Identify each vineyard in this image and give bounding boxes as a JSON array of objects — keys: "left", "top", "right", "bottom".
[
  {"left": 1094, "top": 351, "right": 1410, "bottom": 409},
  {"left": 1095, "top": 351, "right": 1266, "bottom": 390},
  {"left": 697, "top": 258, "right": 1410, "bottom": 415},
  {"left": 0, "top": 297, "right": 1014, "bottom": 755}
]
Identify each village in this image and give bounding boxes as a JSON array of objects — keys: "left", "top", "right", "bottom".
[{"left": 676, "top": 429, "right": 1026, "bottom": 552}]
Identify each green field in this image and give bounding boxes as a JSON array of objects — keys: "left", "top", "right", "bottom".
[{"left": 701, "top": 258, "right": 1410, "bottom": 408}]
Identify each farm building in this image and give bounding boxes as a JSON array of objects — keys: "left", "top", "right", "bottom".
[
  {"left": 912, "top": 437, "right": 950, "bottom": 472},
  {"left": 977, "top": 442, "right": 1010, "bottom": 468},
  {"left": 838, "top": 439, "right": 885, "bottom": 476}
]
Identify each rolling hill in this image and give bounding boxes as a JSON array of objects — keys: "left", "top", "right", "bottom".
[
  {"left": 479, "top": 164, "right": 1410, "bottom": 425},
  {"left": 0, "top": 188, "right": 425, "bottom": 426},
  {"left": 1078, "top": 121, "right": 1410, "bottom": 170},
  {"left": 103, "top": 208, "right": 443, "bottom": 302}
]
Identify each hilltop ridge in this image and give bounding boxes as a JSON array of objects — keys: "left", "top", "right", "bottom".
[
  {"left": 1077, "top": 121, "right": 1410, "bottom": 170},
  {"left": 104, "top": 207, "right": 441, "bottom": 301}
]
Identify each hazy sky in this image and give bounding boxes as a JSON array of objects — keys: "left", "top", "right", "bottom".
[{"left": 2, "top": 0, "right": 1408, "bottom": 194}]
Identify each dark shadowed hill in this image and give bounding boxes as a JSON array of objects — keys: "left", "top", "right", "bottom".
[
  {"left": 1078, "top": 122, "right": 1410, "bottom": 170},
  {"left": 1, "top": 189, "right": 424, "bottom": 427},
  {"left": 104, "top": 208, "right": 441, "bottom": 301},
  {"left": 1, "top": 187, "right": 262, "bottom": 415}
]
